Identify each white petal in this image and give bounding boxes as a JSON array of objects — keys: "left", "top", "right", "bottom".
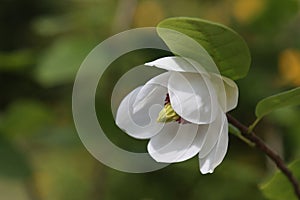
[
  {"left": 222, "top": 76, "right": 239, "bottom": 112},
  {"left": 147, "top": 123, "right": 203, "bottom": 163},
  {"left": 145, "top": 56, "right": 207, "bottom": 73},
  {"left": 133, "top": 72, "right": 170, "bottom": 113},
  {"left": 199, "top": 114, "right": 229, "bottom": 174},
  {"left": 175, "top": 124, "right": 209, "bottom": 162},
  {"left": 168, "top": 72, "right": 219, "bottom": 124},
  {"left": 211, "top": 74, "right": 239, "bottom": 112},
  {"left": 198, "top": 111, "right": 227, "bottom": 158},
  {"left": 116, "top": 87, "right": 165, "bottom": 139}
]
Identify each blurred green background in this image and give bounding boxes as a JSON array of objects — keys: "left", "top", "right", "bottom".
[{"left": 1, "top": 0, "right": 300, "bottom": 199}]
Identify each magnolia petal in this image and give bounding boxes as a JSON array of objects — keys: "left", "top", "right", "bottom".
[
  {"left": 199, "top": 115, "right": 229, "bottom": 174},
  {"left": 145, "top": 56, "right": 207, "bottom": 73},
  {"left": 174, "top": 124, "right": 209, "bottom": 162},
  {"left": 116, "top": 87, "right": 164, "bottom": 139},
  {"left": 222, "top": 76, "right": 239, "bottom": 112},
  {"left": 198, "top": 111, "right": 227, "bottom": 158},
  {"left": 147, "top": 123, "right": 202, "bottom": 163},
  {"left": 211, "top": 74, "right": 239, "bottom": 112},
  {"left": 133, "top": 72, "right": 170, "bottom": 113},
  {"left": 168, "top": 72, "right": 219, "bottom": 124}
]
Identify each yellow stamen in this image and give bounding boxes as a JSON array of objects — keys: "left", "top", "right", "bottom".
[{"left": 157, "top": 102, "right": 180, "bottom": 123}]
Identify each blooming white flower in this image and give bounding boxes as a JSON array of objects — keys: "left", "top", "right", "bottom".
[{"left": 116, "top": 56, "right": 238, "bottom": 174}]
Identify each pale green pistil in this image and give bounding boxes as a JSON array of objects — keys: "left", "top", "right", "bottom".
[{"left": 157, "top": 102, "right": 180, "bottom": 123}]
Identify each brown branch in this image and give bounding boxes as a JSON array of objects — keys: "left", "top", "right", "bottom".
[{"left": 226, "top": 113, "right": 300, "bottom": 199}]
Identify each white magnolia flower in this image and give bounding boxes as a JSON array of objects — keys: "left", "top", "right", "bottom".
[{"left": 116, "top": 56, "right": 238, "bottom": 174}]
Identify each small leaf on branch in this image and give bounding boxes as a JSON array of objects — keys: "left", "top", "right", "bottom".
[
  {"left": 260, "top": 160, "right": 300, "bottom": 200},
  {"left": 255, "top": 87, "right": 300, "bottom": 120}
]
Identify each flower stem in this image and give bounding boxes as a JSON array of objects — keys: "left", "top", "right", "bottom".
[
  {"left": 226, "top": 113, "right": 300, "bottom": 200},
  {"left": 228, "top": 124, "right": 255, "bottom": 147},
  {"left": 248, "top": 118, "right": 261, "bottom": 133}
]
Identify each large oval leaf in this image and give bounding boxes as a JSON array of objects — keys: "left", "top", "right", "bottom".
[
  {"left": 255, "top": 87, "right": 300, "bottom": 120},
  {"left": 260, "top": 160, "right": 300, "bottom": 200},
  {"left": 157, "top": 17, "right": 251, "bottom": 80}
]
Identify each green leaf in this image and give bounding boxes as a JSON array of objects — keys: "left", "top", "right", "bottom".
[
  {"left": 35, "top": 37, "right": 95, "bottom": 87},
  {"left": 157, "top": 17, "right": 251, "bottom": 80},
  {"left": 0, "top": 50, "right": 35, "bottom": 71},
  {"left": 0, "top": 100, "right": 54, "bottom": 138},
  {"left": 260, "top": 160, "right": 300, "bottom": 200},
  {"left": 0, "top": 136, "right": 31, "bottom": 179},
  {"left": 252, "top": 0, "right": 299, "bottom": 33},
  {"left": 255, "top": 87, "right": 300, "bottom": 120}
]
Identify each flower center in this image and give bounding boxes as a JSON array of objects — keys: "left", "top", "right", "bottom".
[
  {"left": 157, "top": 102, "right": 180, "bottom": 123},
  {"left": 157, "top": 94, "right": 188, "bottom": 124}
]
